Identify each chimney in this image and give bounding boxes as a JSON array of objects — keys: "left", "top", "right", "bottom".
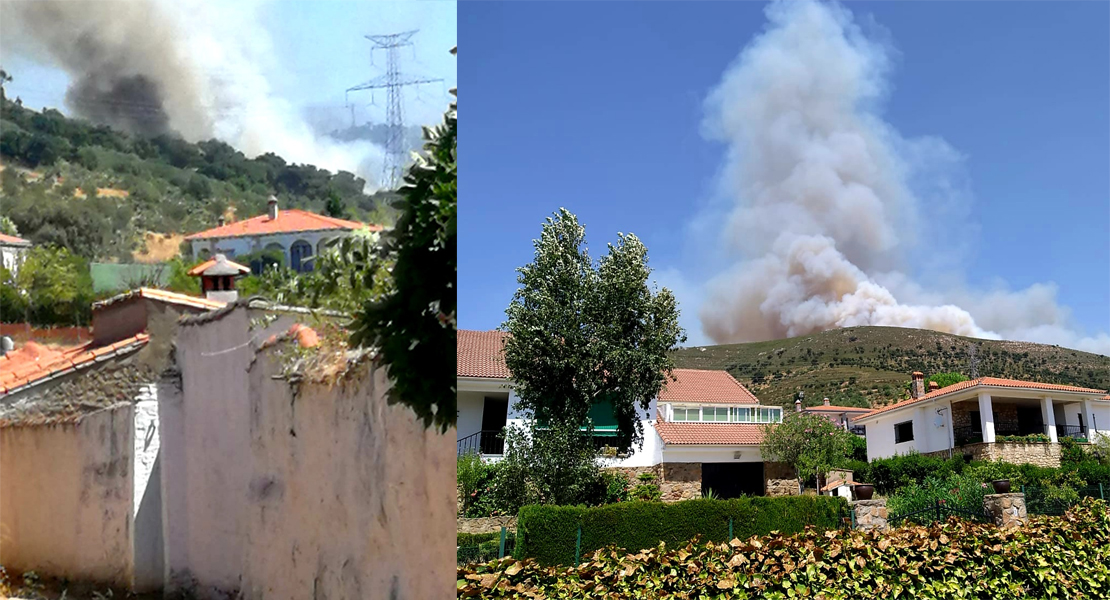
[
  {"left": 267, "top": 195, "right": 279, "bottom": 220},
  {"left": 795, "top": 398, "right": 802, "bottom": 412},
  {"left": 928, "top": 381, "right": 940, "bottom": 393},
  {"left": 0, "top": 336, "right": 13, "bottom": 357},
  {"left": 910, "top": 372, "right": 925, "bottom": 399},
  {"left": 218, "top": 216, "right": 226, "bottom": 226},
  {"left": 823, "top": 398, "right": 830, "bottom": 406}
]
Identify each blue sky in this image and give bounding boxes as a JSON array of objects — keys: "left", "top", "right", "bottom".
[{"left": 459, "top": 1, "right": 1110, "bottom": 351}]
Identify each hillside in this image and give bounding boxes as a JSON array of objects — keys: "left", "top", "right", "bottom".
[
  {"left": 0, "top": 95, "right": 398, "bottom": 263},
  {"left": 671, "top": 326, "right": 1110, "bottom": 410}
]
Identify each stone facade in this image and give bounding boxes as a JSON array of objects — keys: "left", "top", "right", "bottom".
[
  {"left": 603, "top": 465, "right": 663, "bottom": 486},
  {"left": 962, "top": 442, "right": 1061, "bottom": 468},
  {"left": 458, "top": 516, "right": 517, "bottom": 535},
  {"left": 951, "top": 401, "right": 977, "bottom": 431},
  {"left": 983, "top": 493, "right": 1028, "bottom": 529},
  {"left": 851, "top": 499, "right": 889, "bottom": 532},
  {"left": 660, "top": 462, "right": 702, "bottom": 502},
  {"left": 764, "top": 461, "right": 800, "bottom": 497}
]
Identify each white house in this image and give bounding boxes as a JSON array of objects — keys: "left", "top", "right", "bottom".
[
  {"left": 184, "top": 196, "right": 378, "bottom": 273},
  {"left": 456, "top": 330, "right": 797, "bottom": 498},
  {"left": 801, "top": 397, "right": 870, "bottom": 434},
  {"left": 853, "top": 371, "right": 1110, "bottom": 464},
  {"left": 0, "top": 232, "right": 31, "bottom": 274}
]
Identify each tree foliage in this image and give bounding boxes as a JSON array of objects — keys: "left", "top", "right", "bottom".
[
  {"left": 761, "top": 411, "right": 853, "bottom": 492},
  {"left": 490, "top": 422, "right": 609, "bottom": 511},
  {"left": 0, "top": 245, "right": 94, "bottom": 326},
  {"left": 502, "top": 209, "right": 685, "bottom": 453},
  {"left": 347, "top": 73, "right": 457, "bottom": 432}
]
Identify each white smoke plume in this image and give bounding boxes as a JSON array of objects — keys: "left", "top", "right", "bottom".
[
  {"left": 698, "top": 0, "right": 1110, "bottom": 354},
  {"left": 1, "top": 0, "right": 385, "bottom": 188}
]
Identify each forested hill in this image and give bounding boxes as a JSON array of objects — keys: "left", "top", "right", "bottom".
[
  {"left": 671, "top": 326, "right": 1110, "bottom": 411},
  {"left": 0, "top": 94, "right": 396, "bottom": 262}
]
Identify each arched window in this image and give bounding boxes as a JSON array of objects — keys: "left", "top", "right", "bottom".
[{"left": 290, "top": 240, "right": 313, "bottom": 273}]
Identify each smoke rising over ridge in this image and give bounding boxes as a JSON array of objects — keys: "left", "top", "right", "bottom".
[
  {"left": 697, "top": 0, "right": 1110, "bottom": 354},
  {"left": 2, "top": 0, "right": 385, "bottom": 188}
]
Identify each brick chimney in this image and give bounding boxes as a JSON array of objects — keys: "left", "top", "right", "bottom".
[
  {"left": 267, "top": 195, "right": 279, "bottom": 220},
  {"left": 928, "top": 381, "right": 940, "bottom": 393},
  {"left": 910, "top": 371, "right": 925, "bottom": 399}
]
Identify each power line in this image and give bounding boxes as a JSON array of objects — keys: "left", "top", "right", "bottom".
[{"left": 345, "top": 30, "right": 441, "bottom": 190}]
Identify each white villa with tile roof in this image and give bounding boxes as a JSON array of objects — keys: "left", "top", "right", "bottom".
[
  {"left": 852, "top": 371, "right": 1110, "bottom": 464},
  {"left": 185, "top": 196, "right": 378, "bottom": 273},
  {"left": 457, "top": 330, "right": 799, "bottom": 499}
]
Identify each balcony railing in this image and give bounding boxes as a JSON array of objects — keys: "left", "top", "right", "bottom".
[
  {"left": 1056, "top": 424, "right": 1088, "bottom": 441},
  {"left": 457, "top": 429, "right": 505, "bottom": 457}
]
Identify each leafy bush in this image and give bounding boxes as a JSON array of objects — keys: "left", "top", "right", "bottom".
[
  {"left": 997, "top": 433, "right": 1051, "bottom": 443},
  {"left": 865, "top": 451, "right": 960, "bottom": 495},
  {"left": 846, "top": 434, "right": 867, "bottom": 462},
  {"left": 886, "top": 473, "right": 992, "bottom": 521},
  {"left": 515, "top": 496, "right": 847, "bottom": 566},
  {"left": 462, "top": 499, "right": 1110, "bottom": 599},
  {"left": 458, "top": 452, "right": 496, "bottom": 517}
]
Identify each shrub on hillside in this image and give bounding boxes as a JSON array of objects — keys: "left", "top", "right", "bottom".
[
  {"left": 462, "top": 499, "right": 1110, "bottom": 599},
  {"left": 515, "top": 496, "right": 846, "bottom": 566}
]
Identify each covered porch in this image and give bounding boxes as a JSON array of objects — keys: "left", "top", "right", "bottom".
[{"left": 951, "top": 394, "right": 1091, "bottom": 446}]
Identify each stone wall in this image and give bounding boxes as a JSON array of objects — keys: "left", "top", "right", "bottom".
[
  {"left": 962, "top": 442, "right": 1061, "bottom": 468},
  {"left": 764, "top": 461, "right": 799, "bottom": 497},
  {"left": 994, "top": 404, "right": 1019, "bottom": 435},
  {"left": 660, "top": 462, "right": 701, "bottom": 502},
  {"left": 952, "top": 401, "right": 977, "bottom": 430},
  {"left": 851, "top": 499, "right": 889, "bottom": 532},
  {"left": 983, "top": 493, "right": 1028, "bottom": 528},
  {"left": 458, "top": 517, "right": 517, "bottom": 535},
  {"left": 603, "top": 465, "right": 663, "bottom": 486}
]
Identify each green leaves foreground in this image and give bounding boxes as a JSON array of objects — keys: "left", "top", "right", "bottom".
[{"left": 459, "top": 498, "right": 1110, "bottom": 599}]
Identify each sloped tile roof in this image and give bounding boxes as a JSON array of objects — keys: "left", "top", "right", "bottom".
[
  {"left": 184, "top": 209, "right": 376, "bottom": 240},
  {"left": 187, "top": 256, "right": 250, "bottom": 276},
  {"left": 0, "top": 233, "right": 31, "bottom": 246},
  {"left": 660, "top": 369, "right": 760, "bottom": 404},
  {"left": 805, "top": 405, "right": 871, "bottom": 413},
  {"left": 856, "top": 377, "right": 1108, "bottom": 422},
  {"left": 653, "top": 421, "right": 765, "bottom": 445},
  {"left": 92, "top": 287, "right": 227, "bottom": 312},
  {"left": 457, "top": 330, "right": 510, "bottom": 378},
  {"left": 0, "top": 334, "right": 149, "bottom": 396}
]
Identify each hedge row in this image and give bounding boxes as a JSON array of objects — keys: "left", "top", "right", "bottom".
[
  {"left": 516, "top": 496, "right": 847, "bottom": 566},
  {"left": 461, "top": 498, "right": 1110, "bottom": 599},
  {"left": 458, "top": 531, "right": 511, "bottom": 547}
]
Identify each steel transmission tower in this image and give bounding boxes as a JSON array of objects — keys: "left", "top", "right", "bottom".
[{"left": 347, "top": 30, "right": 442, "bottom": 190}]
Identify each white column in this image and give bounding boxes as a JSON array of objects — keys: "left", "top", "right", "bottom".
[
  {"left": 1083, "top": 399, "right": 1095, "bottom": 439},
  {"left": 1042, "top": 396, "right": 1058, "bottom": 443},
  {"left": 945, "top": 402, "right": 955, "bottom": 451},
  {"left": 978, "top": 392, "right": 996, "bottom": 443}
]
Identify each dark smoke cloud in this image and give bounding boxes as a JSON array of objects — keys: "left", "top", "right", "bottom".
[{"left": 2, "top": 0, "right": 385, "bottom": 188}]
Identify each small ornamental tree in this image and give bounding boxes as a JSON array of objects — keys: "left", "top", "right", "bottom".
[
  {"left": 502, "top": 208, "right": 685, "bottom": 454},
  {"left": 761, "top": 411, "right": 853, "bottom": 493}
]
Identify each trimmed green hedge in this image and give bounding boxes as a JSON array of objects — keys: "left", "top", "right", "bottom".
[
  {"left": 516, "top": 496, "right": 847, "bottom": 566},
  {"left": 457, "top": 531, "right": 509, "bottom": 547}
]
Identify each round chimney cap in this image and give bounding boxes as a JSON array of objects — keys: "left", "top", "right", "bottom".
[{"left": 268, "top": 195, "right": 278, "bottom": 203}]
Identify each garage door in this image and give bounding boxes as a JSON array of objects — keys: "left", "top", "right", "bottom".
[{"left": 702, "top": 462, "right": 765, "bottom": 498}]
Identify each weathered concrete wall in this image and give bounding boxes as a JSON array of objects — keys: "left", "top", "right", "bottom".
[
  {"left": 458, "top": 517, "right": 517, "bottom": 534},
  {"left": 0, "top": 405, "right": 134, "bottom": 588},
  {"left": 241, "top": 351, "right": 455, "bottom": 600}
]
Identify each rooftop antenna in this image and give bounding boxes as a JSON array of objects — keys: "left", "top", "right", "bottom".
[{"left": 346, "top": 30, "right": 442, "bottom": 190}]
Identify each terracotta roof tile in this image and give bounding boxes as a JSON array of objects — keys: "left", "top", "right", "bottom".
[
  {"left": 660, "top": 369, "right": 760, "bottom": 404},
  {"left": 857, "top": 377, "right": 1108, "bottom": 422},
  {"left": 187, "top": 256, "right": 250, "bottom": 277},
  {"left": 653, "top": 421, "right": 765, "bottom": 445},
  {"left": 0, "top": 334, "right": 149, "bottom": 396},
  {"left": 0, "top": 233, "right": 31, "bottom": 245},
  {"left": 93, "top": 287, "right": 226, "bottom": 312},
  {"left": 457, "top": 330, "right": 510, "bottom": 378},
  {"left": 184, "top": 209, "right": 377, "bottom": 240},
  {"left": 805, "top": 405, "right": 870, "bottom": 413}
]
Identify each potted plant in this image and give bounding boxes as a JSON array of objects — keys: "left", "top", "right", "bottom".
[
  {"left": 854, "top": 484, "right": 874, "bottom": 500},
  {"left": 991, "top": 479, "right": 1011, "bottom": 494}
]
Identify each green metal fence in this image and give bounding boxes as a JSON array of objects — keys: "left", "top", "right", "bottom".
[
  {"left": 457, "top": 527, "right": 516, "bottom": 565},
  {"left": 1022, "top": 484, "right": 1106, "bottom": 516}
]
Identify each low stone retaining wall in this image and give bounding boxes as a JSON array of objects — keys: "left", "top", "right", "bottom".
[
  {"left": 962, "top": 442, "right": 1061, "bottom": 468},
  {"left": 983, "top": 493, "right": 1028, "bottom": 529},
  {"left": 458, "top": 516, "right": 517, "bottom": 534},
  {"left": 661, "top": 462, "right": 702, "bottom": 502},
  {"left": 851, "top": 499, "right": 889, "bottom": 532},
  {"left": 765, "top": 461, "right": 800, "bottom": 497}
]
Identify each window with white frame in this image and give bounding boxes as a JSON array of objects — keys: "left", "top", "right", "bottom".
[{"left": 670, "top": 405, "right": 782, "bottom": 424}]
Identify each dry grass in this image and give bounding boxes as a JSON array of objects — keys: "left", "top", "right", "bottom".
[{"left": 132, "top": 232, "right": 184, "bottom": 263}]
